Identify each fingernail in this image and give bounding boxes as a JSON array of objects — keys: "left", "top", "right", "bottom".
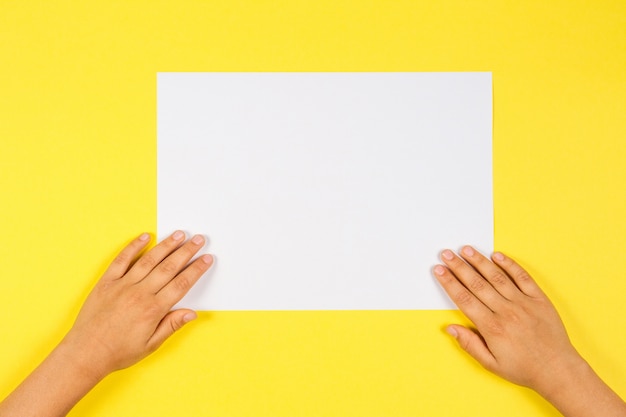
[
  {"left": 434, "top": 265, "right": 446, "bottom": 276},
  {"left": 191, "top": 235, "right": 204, "bottom": 245},
  {"left": 441, "top": 250, "right": 454, "bottom": 260},
  {"left": 172, "top": 230, "right": 185, "bottom": 240},
  {"left": 446, "top": 326, "right": 458, "bottom": 338},
  {"left": 183, "top": 312, "right": 197, "bottom": 323},
  {"left": 493, "top": 252, "right": 505, "bottom": 262},
  {"left": 139, "top": 233, "right": 150, "bottom": 242},
  {"left": 201, "top": 254, "right": 213, "bottom": 264},
  {"left": 462, "top": 246, "right": 474, "bottom": 257}
]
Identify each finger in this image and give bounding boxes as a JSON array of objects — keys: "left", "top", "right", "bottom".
[
  {"left": 157, "top": 254, "right": 214, "bottom": 306},
  {"left": 446, "top": 325, "right": 497, "bottom": 372},
  {"left": 440, "top": 249, "right": 507, "bottom": 310},
  {"left": 434, "top": 264, "right": 492, "bottom": 324},
  {"left": 492, "top": 252, "right": 544, "bottom": 298},
  {"left": 102, "top": 233, "right": 152, "bottom": 280},
  {"left": 145, "top": 235, "right": 206, "bottom": 291},
  {"left": 125, "top": 230, "right": 187, "bottom": 282},
  {"left": 147, "top": 309, "right": 198, "bottom": 352},
  {"left": 459, "top": 246, "right": 521, "bottom": 301}
]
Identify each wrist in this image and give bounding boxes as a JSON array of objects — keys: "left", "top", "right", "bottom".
[
  {"left": 56, "top": 332, "right": 113, "bottom": 384},
  {"left": 532, "top": 351, "right": 595, "bottom": 405},
  {"left": 0, "top": 336, "right": 111, "bottom": 417}
]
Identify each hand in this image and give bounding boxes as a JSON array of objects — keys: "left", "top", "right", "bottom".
[
  {"left": 433, "top": 246, "right": 582, "bottom": 395},
  {"left": 62, "top": 231, "right": 214, "bottom": 380},
  {"left": 0, "top": 231, "right": 214, "bottom": 417}
]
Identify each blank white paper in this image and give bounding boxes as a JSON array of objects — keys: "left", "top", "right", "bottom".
[{"left": 157, "top": 72, "right": 492, "bottom": 310}]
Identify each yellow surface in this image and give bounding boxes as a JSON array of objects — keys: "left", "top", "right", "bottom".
[{"left": 1, "top": 1, "right": 625, "bottom": 416}]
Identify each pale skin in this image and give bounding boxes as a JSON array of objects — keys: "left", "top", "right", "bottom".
[
  {"left": 434, "top": 246, "right": 626, "bottom": 417},
  {"left": 0, "top": 231, "right": 214, "bottom": 417}
]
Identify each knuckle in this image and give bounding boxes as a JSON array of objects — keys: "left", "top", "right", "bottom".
[
  {"left": 508, "top": 304, "right": 534, "bottom": 325},
  {"left": 129, "top": 294, "right": 160, "bottom": 315},
  {"left": 143, "top": 302, "right": 162, "bottom": 319},
  {"left": 112, "top": 252, "right": 132, "bottom": 267},
  {"left": 484, "top": 318, "right": 504, "bottom": 336},
  {"left": 123, "top": 288, "right": 164, "bottom": 319},
  {"left": 125, "top": 291, "right": 147, "bottom": 309},
  {"left": 454, "top": 289, "right": 474, "bottom": 306},
  {"left": 459, "top": 336, "right": 473, "bottom": 352},
  {"left": 192, "top": 259, "right": 208, "bottom": 273},
  {"left": 170, "top": 318, "right": 183, "bottom": 333},
  {"left": 137, "top": 253, "right": 158, "bottom": 270},
  {"left": 159, "top": 260, "right": 179, "bottom": 275},
  {"left": 515, "top": 270, "right": 532, "bottom": 283},
  {"left": 99, "top": 281, "right": 113, "bottom": 292},
  {"left": 181, "top": 242, "right": 198, "bottom": 255},
  {"left": 506, "top": 311, "right": 522, "bottom": 326},
  {"left": 468, "top": 277, "right": 487, "bottom": 292},
  {"left": 172, "top": 275, "right": 192, "bottom": 293},
  {"left": 489, "top": 271, "right": 509, "bottom": 286}
]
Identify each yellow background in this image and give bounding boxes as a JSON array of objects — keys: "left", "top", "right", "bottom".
[{"left": 1, "top": 1, "right": 625, "bottom": 416}]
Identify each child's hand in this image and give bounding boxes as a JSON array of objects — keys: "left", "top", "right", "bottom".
[
  {"left": 0, "top": 232, "right": 214, "bottom": 417},
  {"left": 62, "top": 231, "right": 214, "bottom": 380},
  {"left": 433, "top": 247, "right": 583, "bottom": 396}
]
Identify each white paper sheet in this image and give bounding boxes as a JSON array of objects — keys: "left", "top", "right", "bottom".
[{"left": 157, "top": 72, "right": 492, "bottom": 310}]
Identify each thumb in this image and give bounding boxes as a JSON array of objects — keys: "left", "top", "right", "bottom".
[
  {"left": 446, "top": 325, "right": 496, "bottom": 371},
  {"left": 149, "top": 309, "right": 198, "bottom": 351}
]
